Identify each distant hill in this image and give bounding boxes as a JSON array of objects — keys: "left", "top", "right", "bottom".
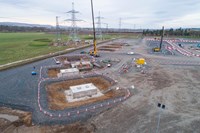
[{"left": 0, "top": 22, "right": 54, "bottom": 29}]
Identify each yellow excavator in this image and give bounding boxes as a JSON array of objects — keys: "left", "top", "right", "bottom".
[{"left": 89, "top": 0, "right": 100, "bottom": 57}]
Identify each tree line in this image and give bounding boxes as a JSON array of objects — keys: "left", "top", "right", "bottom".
[
  {"left": 143, "top": 28, "right": 200, "bottom": 37},
  {"left": 0, "top": 25, "right": 54, "bottom": 32}
]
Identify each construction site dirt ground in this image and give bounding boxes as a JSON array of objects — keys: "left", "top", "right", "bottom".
[
  {"left": 85, "top": 66, "right": 200, "bottom": 133},
  {"left": 0, "top": 107, "right": 32, "bottom": 133},
  {"left": 48, "top": 68, "right": 61, "bottom": 78},
  {"left": 46, "top": 76, "right": 125, "bottom": 110},
  {"left": 1, "top": 38, "right": 200, "bottom": 133},
  {"left": 94, "top": 43, "right": 124, "bottom": 52},
  {"left": 56, "top": 55, "right": 90, "bottom": 63}
]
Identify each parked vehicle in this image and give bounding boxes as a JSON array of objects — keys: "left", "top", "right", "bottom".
[
  {"left": 31, "top": 71, "right": 37, "bottom": 75},
  {"left": 127, "top": 51, "right": 134, "bottom": 55},
  {"left": 56, "top": 61, "right": 60, "bottom": 64}
]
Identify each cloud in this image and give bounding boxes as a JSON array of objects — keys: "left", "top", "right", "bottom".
[
  {"left": 0, "top": 0, "right": 200, "bottom": 28},
  {"left": 159, "top": 12, "right": 200, "bottom": 28}
]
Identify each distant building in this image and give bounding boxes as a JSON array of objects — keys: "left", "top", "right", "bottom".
[{"left": 70, "top": 83, "right": 98, "bottom": 99}]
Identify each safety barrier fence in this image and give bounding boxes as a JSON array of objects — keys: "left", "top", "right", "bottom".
[
  {"left": 37, "top": 79, "right": 131, "bottom": 118},
  {"left": 166, "top": 41, "right": 200, "bottom": 57},
  {"left": 145, "top": 38, "right": 200, "bottom": 57},
  {"left": 37, "top": 66, "right": 131, "bottom": 119},
  {"left": 145, "top": 38, "right": 200, "bottom": 43}
]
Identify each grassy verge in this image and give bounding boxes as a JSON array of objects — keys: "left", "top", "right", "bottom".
[{"left": 0, "top": 32, "right": 68, "bottom": 65}]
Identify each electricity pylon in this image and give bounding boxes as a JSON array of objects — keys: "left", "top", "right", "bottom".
[
  {"left": 65, "top": 2, "right": 82, "bottom": 42},
  {"left": 56, "top": 16, "right": 61, "bottom": 43},
  {"left": 96, "top": 12, "right": 104, "bottom": 40}
]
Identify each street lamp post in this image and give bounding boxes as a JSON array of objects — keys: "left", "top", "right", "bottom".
[{"left": 156, "top": 103, "right": 166, "bottom": 133}]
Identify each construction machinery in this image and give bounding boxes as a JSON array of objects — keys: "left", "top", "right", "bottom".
[
  {"left": 90, "top": 0, "right": 99, "bottom": 57},
  {"left": 31, "top": 71, "right": 37, "bottom": 75},
  {"left": 191, "top": 44, "right": 200, "bottom": 50},
  {"left": 178, "top": 43, "right": 183, "bottom": 47},
  {"left": 153, "top": 26, "right": 164, "bottom": 52},
  {"left": 135, "top": 58, "right": 146, "bottom": 65},
  {"left": 89, "top": 41, "right": 99, "bottom": 56},
  {"left": 31, "top": 66, "right": 37, "bottom": 75},
  {"left": 153, "top": 47, "right": 161, "bottom": 52},
  {"left": 80, "top": 51, "right": 88, "bottom": 54}
]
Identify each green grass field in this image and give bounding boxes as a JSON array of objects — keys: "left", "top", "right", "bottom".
[
  {"left": 0, "top": 32, "right": 69, "bottom": 65},
  {"left": 0, "top": 32, "right": 135, "bottom": 65}
]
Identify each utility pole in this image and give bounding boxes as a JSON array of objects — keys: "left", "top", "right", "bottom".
[
  {"left": 56, "top": 16, "right": 61, "bottom": 44},
  {"left": 156, "top": 103, "right": 166, "bottom": 133},
  {"left": 96, "top": 11, "right": 104, "bottom": 40},
  {"left": 160, "top": 26, "right": 164, "bottom": 49},
  {"left": 65, "top": 2, "right": 82, "bottom": 42}
]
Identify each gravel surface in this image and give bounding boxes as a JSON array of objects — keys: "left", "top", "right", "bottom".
[{"left": 1, "top": 38, "right": 200, "bottom": 133}]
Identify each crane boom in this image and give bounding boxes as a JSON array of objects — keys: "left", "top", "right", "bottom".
[{"left": 90, "top": 0, "right": 99, "bottom": 57}]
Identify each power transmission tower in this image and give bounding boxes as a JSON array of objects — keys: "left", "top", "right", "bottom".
[
  {"left": 56, "top": 16, "right": 61, "bottom": 44},
  {"left": 65, "top": 2, "right": 82, "bottom": 42},
  {"left": 96, "top": 12, "right": 104, "bottom": 40}
]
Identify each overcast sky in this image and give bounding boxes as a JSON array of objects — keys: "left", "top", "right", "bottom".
[{"left": 0, "top": 0, "right": 200, "bottom": 29}]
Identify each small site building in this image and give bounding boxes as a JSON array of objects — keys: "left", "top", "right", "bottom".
[
  {"left": 70, "top": 83, "right": 98, "bottom": 99},
  {"left": 71, "top": 61, "right": 91, "bottom": 68},
  {"left": 58, "top": 68, "right": 79, "bottom": 77}
]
